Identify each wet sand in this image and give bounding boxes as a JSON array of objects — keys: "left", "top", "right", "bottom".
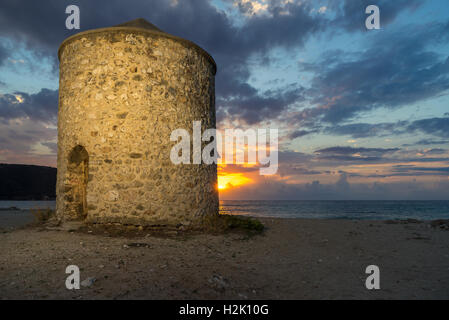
[
  {"left": 0, "top": 217, "right": 448, "bottom": 299},
  {"left": 0, "top": 209, "right": 34, "bottom": 230}
]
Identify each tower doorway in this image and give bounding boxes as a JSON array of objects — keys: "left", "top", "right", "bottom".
[{"left": 67, "top": 145, "right": 89, "bottom": 219}]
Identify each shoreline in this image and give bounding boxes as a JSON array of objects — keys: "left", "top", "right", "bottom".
[
  {"left": 1, "top": 217, "right": 449, "bottom": 299},
  {"left": 1, "top": 208, "right": 449, "bottom": 232}
]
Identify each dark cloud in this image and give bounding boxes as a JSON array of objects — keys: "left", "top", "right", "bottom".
[
  {"left": 289, "top": 129, "right": 316, "bottom": 139},
  {"left": 1, "top": 0, "right": 437, "bottom": 127},
  {"left": 420, "top": 148, "right": 447, "bottom": 155},
  {"left": 320, "top": 116, "right": 449, "bottom": 141},
  {"left": 325, "top": 122, "right": 404, "bottom": 138},
  {"left": 41, "top": 141, "right": 58, "bottom": 154},
  {"left": 402, "top": 139, "right": 449, "bottom": 147},
  {"left": 0, "top": 0, "right": 326, "bottom": 125},
  {"left": 218, "top": 85, "right": 305, "bottom": 124},
  {"left": 315, "top": 146, "right": 400, "bottom": 156},
  {"left": 0, "top": 42, "right": 9, "bottom": 66},
  {"left": 0, "top": 89, "right": 58, "bottom": 123},
  {"left": 311, "top": 146, "right": 404, "bottom": 164},
  {"left": 407, "top": 116, "right": 449, "bottom": 138},
  {"left": 278, "top": 150, "right": 313, "bottom": 163},
  {"left": 402, "top": 157, "right": 449, "bottom": 163},
  {"left": 276, "top": 148, "right": 449, "bottom": 174},
  {"left": 316, "top": 154, "right": 383, "bottom": 162},
  {"left": 277, "top": 164, "right": 321, "bottom": 177},
  {"left": 392, "top": 165, "right": 449, "bottom": 176},
  {"left": 295, "top": 21, "right": 449, "bottom": 125}
]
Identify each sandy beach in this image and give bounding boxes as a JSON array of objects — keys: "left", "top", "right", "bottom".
[
  {"left": 0, "top": 215, "right": 449, "bottom": 300},
  {"left": 0, "top": 209, "right": 35, "bottom": 231}
]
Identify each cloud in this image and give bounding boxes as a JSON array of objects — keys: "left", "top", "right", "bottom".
[
  {"left": 295, "top": 20, "right": 449, "bottom": 126},
  {"left": 325, "top": 122, "right": 404, "bottom": 138},
  {"left": 391, "top": 165, "right": 449, "bottom": 176},
  {"left": 315, "top": 115, "right": 449, "bottom": 142},
  {"left": 289, "top": 129, "right": 316, "bottom": 139},
  {"left": 0, "top": 88, "right": 58, "bottom": 166},
  {"left": 220, "top": 173, "right": 449, "bottom": 200},
  {"left": 41, "top": 141, "right": 58, "bottom": 154},
  {"left": 0, "top": 41, "right": 9, "bottom": 66},
  {"left": 1, "top": 0, "right": 436, "bottom": 128},
  {"left": 0, "top": 0, "right": 326, "bottom": 125},
  {"left": 402, "top": 139, "right": 449, "bottom": 147},
  {"left": 393, "top": 165, "right": 449, "bottom": 172},
  {"left": 234, "top": 0, "right": 269, "bottom": 16},
  {"left": 218, "top": 85, "right": 305, "bottom": 124},
  {"left": 420, "top": 148, "right": 448, "bottom": 155},
  {"left": 0, "top": 117, "right": 57, "bottom": 167},
  {"left": 317, "top": 6, "right": 327, "bottom": 14},
  {"left": 0, "top": 88, "right": 58, "bottom": 123},
  {"left": 407, "top": 116, "right": 449, "bottom": 138},
  {"left": 315, "top": 146, "right": 400, "bottom": 156}
]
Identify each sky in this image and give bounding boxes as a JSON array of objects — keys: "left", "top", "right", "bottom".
[{"left": 0, "top": 0, "right": 448, "bottom": 200}]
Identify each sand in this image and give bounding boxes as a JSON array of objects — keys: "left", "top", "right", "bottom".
[
  {"left": 0, "top": 215, "right": 448, "bottom": 299},
  {"left": 0, "top": 209, "right": 34, "bottom": 230}
]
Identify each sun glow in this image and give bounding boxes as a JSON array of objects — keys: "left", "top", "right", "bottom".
[
  {"left": 14, "top": 95, "right": 24, "bottom": 103},
  {"left": 218, "top": 173, "right": 252, "bottom": 190}
]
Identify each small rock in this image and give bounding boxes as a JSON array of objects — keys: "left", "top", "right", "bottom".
[
  {"left": 81, "top": 277, "right": 96, "bottom": 288},
  {"left": 209, "top": 274, "right": 229, "bottom": 291}
]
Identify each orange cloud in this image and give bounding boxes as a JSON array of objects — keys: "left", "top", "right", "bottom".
[{"left": 218, "top": 164, "right": 253, "bottom": 191}]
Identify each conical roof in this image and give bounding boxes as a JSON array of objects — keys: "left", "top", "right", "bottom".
[
  {"left": 113, "top": 18, "right": 163, "bottom": 32},
  {"left": 58, "top": 18, "right": 216, "bottom": 74}
]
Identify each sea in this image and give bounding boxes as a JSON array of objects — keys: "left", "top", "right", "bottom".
[
  {"left": 1, "top": 200, "right": 449, "bottom": 220},
  {"left": 220, "top": 200, "right": 449, "bottom": 220}
]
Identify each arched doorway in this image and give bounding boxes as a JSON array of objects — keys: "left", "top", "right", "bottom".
[{"left": 67, "top": 145, "right": 89, "bottom": 219}]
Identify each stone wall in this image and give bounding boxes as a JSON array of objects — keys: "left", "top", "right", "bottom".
[{"left": 56, "top": 28, "right": 218, "bottom": 226}]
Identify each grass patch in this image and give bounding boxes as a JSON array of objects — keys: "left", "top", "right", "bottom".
[
  {"left": 31, "top": 208, "right": 55, "bottom": 224},
  {"left": 200, "top": 214, "right": 265, "bottom": 236},
  {"left": 74, "top": 215, "right": 264, "bottom": 239}
]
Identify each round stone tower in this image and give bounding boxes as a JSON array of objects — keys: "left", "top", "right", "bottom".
[{"left": 56, "top": 18, "right": 218, "bottom": 226}]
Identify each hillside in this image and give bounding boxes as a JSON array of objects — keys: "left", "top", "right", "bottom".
[{"left": 0, "top": 164, "right": 56, "bottom": 200}]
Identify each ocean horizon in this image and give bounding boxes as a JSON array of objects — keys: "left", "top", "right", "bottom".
[{"left": 2, "top": 200, "right": 449, "bottom": 221}]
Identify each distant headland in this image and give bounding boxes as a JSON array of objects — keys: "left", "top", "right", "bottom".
[{"left": 0, "top": 163, "right": 56, "bottom": 200}]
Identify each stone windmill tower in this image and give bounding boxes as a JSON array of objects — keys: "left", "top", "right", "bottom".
[{"left": 56, "top": 18, "right": 218, "bottom": 226}]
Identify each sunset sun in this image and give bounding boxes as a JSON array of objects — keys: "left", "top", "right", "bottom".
[{"left": 217, "top": 173, "right": 252, "bottom": 191}]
